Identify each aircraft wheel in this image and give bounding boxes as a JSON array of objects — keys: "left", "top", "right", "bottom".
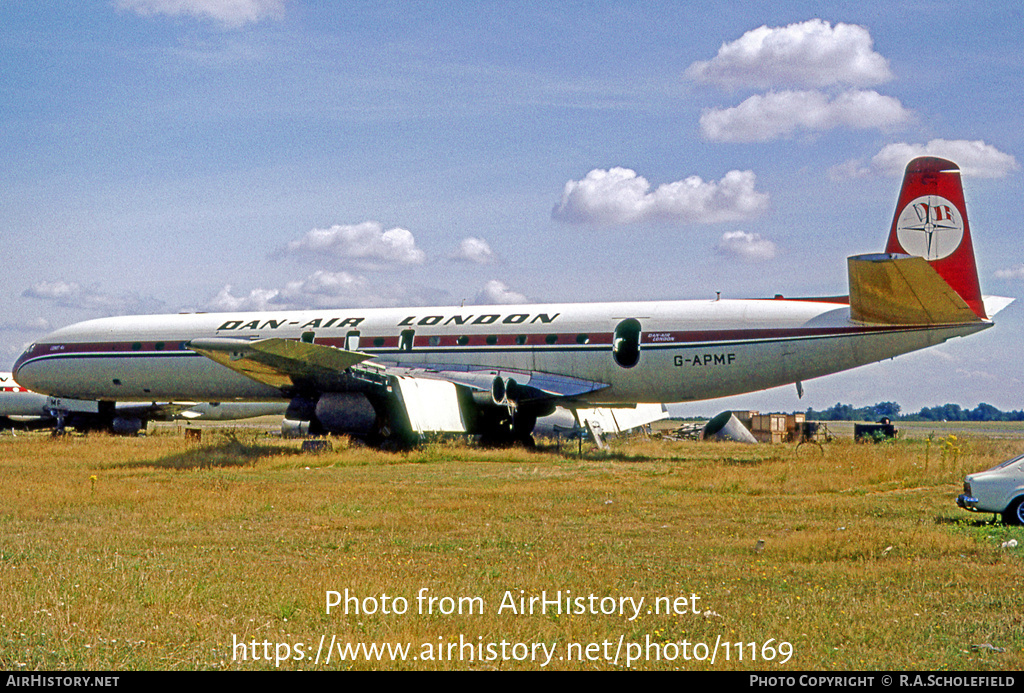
[
  {"left": 476, "top": 409, "right": 538, "bottom": 448},
  {"left": 1002, "top": 498, "right": 1024, "bottom": 526},
  {"left": 366, "top": 415, "right": 417, "bottom": 450},
  {"left": 512, "top": 411, "right": 537, "bottom": 443},
  {"left": 478, "top": 428, "right": 515, "bottom": 448}
]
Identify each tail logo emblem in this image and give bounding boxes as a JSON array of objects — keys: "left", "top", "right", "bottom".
[{"left": 895, "top": 196, "right": 964, "bottom": 260}]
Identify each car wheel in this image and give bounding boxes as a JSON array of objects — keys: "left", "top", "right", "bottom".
[{"left": 1002, "top": 498, "right": 1024, "bottom": 526}]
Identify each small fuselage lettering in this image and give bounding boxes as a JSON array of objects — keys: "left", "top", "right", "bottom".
[{"left": 674, "top": 353, "right": 736, "bottom": 367}]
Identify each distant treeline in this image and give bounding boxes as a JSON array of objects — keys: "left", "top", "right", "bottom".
[{"left": 805, "top": 402, "right": 1024, "bottom": 423}]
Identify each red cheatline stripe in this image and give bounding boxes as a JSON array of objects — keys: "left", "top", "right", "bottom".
[{"left": 18, "top": 322, "right": 938, "bottom": 363}]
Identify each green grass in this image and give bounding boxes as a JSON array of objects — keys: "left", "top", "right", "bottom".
[{"left": 0, "top": 428, "right": 1022, "bottom": 670}]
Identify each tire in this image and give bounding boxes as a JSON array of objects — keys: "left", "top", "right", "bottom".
[{"left": 1002, "top": 498, "right": 1024, "bottom": 526}]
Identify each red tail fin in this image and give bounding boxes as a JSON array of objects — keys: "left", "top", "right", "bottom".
[{"left": 884, "top": 157, "right": 986, "bottom": 318}]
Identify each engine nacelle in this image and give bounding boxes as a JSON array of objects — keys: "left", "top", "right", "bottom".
[
  {"left": 315, "top": 392, "right": 378, "bottom": 434},
  {"left": 471, "top": 375, "right": 508, "bottom": 408},
  {"left": 281, "top": 418, "right": 311, "bottom": 439},
  {"left": 283, "top": 392, "right": 380, "bottom": 437}
]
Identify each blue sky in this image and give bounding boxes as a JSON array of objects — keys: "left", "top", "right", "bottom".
[{"left": 3, "top": 1, "right": 1023, "bottom": 414}]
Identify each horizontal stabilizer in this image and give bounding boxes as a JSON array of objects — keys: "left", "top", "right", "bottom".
[
  {"left": 848, "top": 253, "right": 982, "bottom": 325},
  {"left": 983, "top": 295, "right": 1015, "bottom": 318},
  {"left": 188, "top": 337, "right": 372, "bottom": 390}
]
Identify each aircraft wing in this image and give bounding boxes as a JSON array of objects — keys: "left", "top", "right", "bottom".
[
  {"left": 46, "top": 398, "right": 198, "bottom": 422},
  {"left": 387, "top": 366, "right": 610, "bottom": 435},
  {"left": 108, "top": 401, "right": 283, "bottom": 422},
  {"left": 115, "top": 402, "right": 197, "bottom": 421},
  {"left": 0, "top": 415, "right": 58, "bottom": 431},
  {"left": 188, "top": 337, "right": 610, "bottom": 436},
  {"left": 188, "top": 337, "right": 374, "bottom": 391},
  {"left": 390, "top": 365, "right": 609, "bottom": 402}
]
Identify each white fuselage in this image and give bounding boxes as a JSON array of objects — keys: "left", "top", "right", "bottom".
[
  {"left": 12, "top": 296, "right": 991, "bottom": 406},
  {"left": 0, "top": 371, "right": 286, "bottom": 425}
]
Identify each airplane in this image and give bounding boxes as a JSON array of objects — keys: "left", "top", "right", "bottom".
[
  {"left": 12, "top": 157, "right": 1012, "bottom": 447},
  {"left": 0, "top": 372, "right": 53, "bottom": 430},
  {"left": 3, "top": 368, "right": 646, "bottom": 442},
  {"left": 0, "top": 372, "right": 286, "bottom": 434}
]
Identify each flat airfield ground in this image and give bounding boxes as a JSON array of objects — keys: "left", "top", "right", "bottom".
[{"left": 1, "top": 421, "right": 1022, "bottom": 671}]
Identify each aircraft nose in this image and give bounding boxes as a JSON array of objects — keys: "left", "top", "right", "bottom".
[
  {"left": 12, "top": 347, "right": 29, "bottom": 378},
  {"left": 12, "top": 343, "right": 41, "bottom": 388}
]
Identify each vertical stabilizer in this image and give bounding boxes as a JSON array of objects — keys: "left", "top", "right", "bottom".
[{"left": 884, "top": 157, "right": 985, "bottom": 318}]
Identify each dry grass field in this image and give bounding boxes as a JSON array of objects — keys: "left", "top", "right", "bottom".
[{"left": 1, "top": 425, "right": 1022, "bottom": 671}]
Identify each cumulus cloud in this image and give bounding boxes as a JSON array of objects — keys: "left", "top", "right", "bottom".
[
  {"left": 474, "top": 280, "right": 528, "bottom": 305},
  {"left": 277, "top": 270, "right": 367, "bottom": 302},
  {"left": 995, "top": 264, "right": 1024, "bottom": 280},
  {"left": 0, "top": 317, "right": 51, "bottom": 333},
  {"left": 275, "top": 221, "right": 426, "bottom": 268},
  {"left": 202, "top": 270, "right": 445, "bottom": 312},
  {"left": 22, "top": 281, "right": 81, "bottom": 304},
  {"left": 831, "top": 140, "right": 1020, "bottom": 179},
  {"left": 552, "top": 167, "right": 769, "bottom": 226},
  {"left": 206, "top": 271, "right": 378, "bottom": 312},
  {"left": 688, "top": 20, "right": 909, "bottom": 145},
  {"left": 716, "top": 231, "right": 777, "bottom": 262},
  {"left": 22, "top": 281, "right": 165, "bottom": 315},
  {"left": 858, "top": 140, "right": 1020, "bottom": 179},
  {"left": 826, "top": 158, "right": 875, "bottom": 180},
  {"left": 117, "top": 0, "right": 285, "bottom": 27},
  {"left": 452, "top": 237, "right": 497, "bottom": 264},
  {"left": 206, "top": 285, "right": 282, "bottom": 312},
  {"left": 700, "top": 89, "right": 912, "bottom": 143},
  {"left": 686, "top": 19, "right": 893, "bottom": 90}
]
